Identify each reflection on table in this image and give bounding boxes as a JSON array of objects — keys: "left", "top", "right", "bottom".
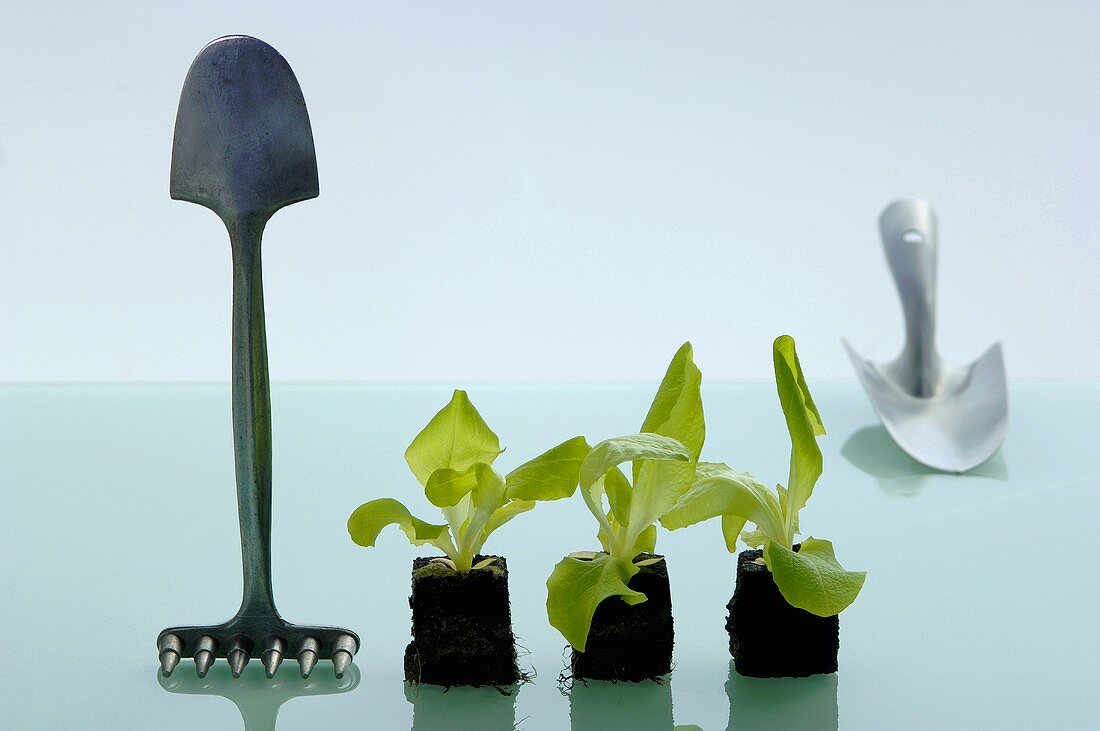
[
  {"left": 842, "top": 425, "right": 1008, "bottom": 496},
  {"left": 158, "top": 662, "right": 359, "bottom": 731},
  {"left": 405, "top": 682, "right": 520, "bottom": 731},
  {"left": 725, "top": 662, "right": 838, "bottom": 731},
  {"left": 568, "top": 678, "right": 674, "bottom": 730}
]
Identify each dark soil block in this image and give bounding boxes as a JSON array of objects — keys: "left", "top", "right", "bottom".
[
  {"left": 403, "top": 555, "right": 520, "bottom": 687},
  {"left": 727, "top": 547, "right": 839, "bottom": 678},
  {"left": 570, "top": 554, "right": 673, "bottom": 681}
]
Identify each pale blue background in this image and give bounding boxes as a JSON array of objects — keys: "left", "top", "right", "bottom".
[{"left": 1, "top": 1, "right": 1098, "bottom": 383}]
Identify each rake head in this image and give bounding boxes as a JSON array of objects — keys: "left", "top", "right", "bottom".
[{"left": 158, "top": 618, "right": 358, "bottom": 680}]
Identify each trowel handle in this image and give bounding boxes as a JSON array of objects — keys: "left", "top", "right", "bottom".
[
  {"left": 878, "top": 200, "right": 939, "bottom": 396},
  {"left": 227, "top": 214, "right": 278, "bottom": 618}
]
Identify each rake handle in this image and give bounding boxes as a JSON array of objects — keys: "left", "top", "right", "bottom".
[{"left": 228, "top": 214, "right": 277, "bottom": 618}]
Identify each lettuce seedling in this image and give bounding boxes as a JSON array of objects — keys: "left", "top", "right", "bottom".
[
  {"left": 661, "top": 335, "right": 866, "bottom": 617},
  {"left": 546, "top": 343, "right": 704, "bottom": 651},
  {"left": 348, "top": 389, "right": 588, "bottom": 572}
]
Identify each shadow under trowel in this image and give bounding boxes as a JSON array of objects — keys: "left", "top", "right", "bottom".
[
  {"left": 725, "top": 663, "right": 838, "bottom": 731},
  {"left": 405, "top": 682, "right": 520, "bottom": 731},
  {"left": 842, "top": 425, "right": 1008, "bottom": 497},
  {"left": 158, "top": 662, "right": 359, "bottom": 731}
]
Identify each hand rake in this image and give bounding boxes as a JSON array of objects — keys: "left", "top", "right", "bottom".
[{"left": 156, "top": 35, "right": 359, "bottom": 680}]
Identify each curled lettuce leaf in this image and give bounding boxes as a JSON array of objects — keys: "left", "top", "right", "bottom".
[
  {"left": 546, "top": 552, "right": 645, "bottom": 651},
  {"left": 347, "top": 498, "right": 456, "bottom": 556},
  {"left": 765, "top": 537, "right": 866, "bottom": 616},
  {"left": 661, "top": 465, "right": 786, "bottom": 542}
]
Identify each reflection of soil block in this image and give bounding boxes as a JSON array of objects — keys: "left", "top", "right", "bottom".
[
  {"left": 727, "top": 547, "right": 839, "bottom": 678},
  {"left": 569, "top": 676, "right": 674, "bottom": 729},
  {"left": 726, "top": 670, "right": 839, "bottom": 731},
  {"left": 404, "top": 556, "right": 520, "bottom": 687},
  {"left": 570, "top": 554, "right": 673, "bottom": 681},
  {"left": 407, "top": 684, "right": 519, "bottom": 731}
]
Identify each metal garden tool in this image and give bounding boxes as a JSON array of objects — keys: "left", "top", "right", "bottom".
[
  {"left": 157, "top": 35, "right": 359, "bottom": 680},
  {"left": 159, "top": 663, "right": 360, "bottom": 731},
  {"left": 843, "top": 200, "right": 1008, "bottom": 473}
]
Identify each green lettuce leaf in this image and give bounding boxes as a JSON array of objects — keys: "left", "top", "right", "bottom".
[
  {"left": 631, "top": 524, "right": 658, "bottom": 554},
  {"left": 481, "top": 499, "right": 536, "bottom": 537},
  {"left": 347, "top": 498, "right": 453, "bottom": 554},
  {"left": 764, "top": 537, "right": 866, "bottom": 617},
  {"left": 578, "top": 433, "right": 690, "bottom": 547},
  {"left": 598, "top": 520, "right": 658, "bottom": 555},
  {"left": 404, "top": 390, "right": 502, "bottom": 486},
  {"left": 660, "top": 467, "right": 787, "bottom": 543},
  {"left": 721, "top": 514, "right": 747, "bottom": 553},
  {"left": 424, "top": 466, "right": 479, "bottom": 507},
  {"left": 628, "top": 343, "right": 704, "bottom": 537},
  {"left": 740, "top": 528, "right": 768, "bottom": 548},
  {"left": 629, "top": 458, "right": 696, "bottom": 546},
  {"left": 603, "top": 466, "right": 633, "bottom": 523},
  {"left": 773, "top": 335, "right": 825, "bottom": 535},
  {"left": 471, "top": 556, "right": 499, "bottom": 570},
  {"left": 697, "top": 461, "right": 747, "bottom": 554},
  {"left": 546, "top": 552, "right": 645, "bottom": 650},
  {"left": 777, "top": 484, "right": 800, "bottom": 536},
  {"left": 637, "top": 342, "right": 705, "bottom": 467},
  {"left": 695, "top": 461, "right": 732, "bottom": 480},
  {"left": 440, "top": 463, "right": 509, "bottom": 571},
  {"left": 440, "top": 493, "right": 472, "bottom": 540},
  {"left": 462, "top": 464, "right": 508, "bottom": 546},
  {"left": 580, "top": 433, "right": 690, "bottom": 491},
  {"left": 505, "top": 435, "right": 590, "bottom": 501}
]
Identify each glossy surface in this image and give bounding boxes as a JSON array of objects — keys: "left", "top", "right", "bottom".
[{"left": 1, "top": 381, "right": 1096, "bottom": 729}]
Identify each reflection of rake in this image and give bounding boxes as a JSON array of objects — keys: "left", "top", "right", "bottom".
[
  {"left": 159, "top": 664, "right": 360, "bottom": 731},
  {"left": 155, "top": 36, "right": 358, "bottom": 679}
]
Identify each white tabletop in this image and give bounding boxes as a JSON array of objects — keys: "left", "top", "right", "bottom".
[{"left": 1, "top": 381, "right": 1095, "bottom": 730}]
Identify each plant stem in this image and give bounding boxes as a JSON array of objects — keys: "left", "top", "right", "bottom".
[{"left": 580, "top": 483, "right": 616, "bottom": 540}]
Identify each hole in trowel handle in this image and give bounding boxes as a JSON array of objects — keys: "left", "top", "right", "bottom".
[{"left": 901, "top": 230, "right": 924, "bottom": 245}]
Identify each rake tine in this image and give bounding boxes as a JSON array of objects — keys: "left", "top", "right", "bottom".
[
  {"left": 262, "top": 637, "right": 286, "bottom": 678},
  {"left": 332, "top": 634, "right": 356, "bottom": 679},
  {"left": 194, "top": 636, "right": 217, "bottom": 678},
  {"left": 158, "top": 634, "right": 182, "bottom": 678},
  {"left": 297, "top": 637, "right": 320, "bottom": 679}
]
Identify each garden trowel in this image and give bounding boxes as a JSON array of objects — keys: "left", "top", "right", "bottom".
[{"left": 843, "top": 200, "right": 1008, "bottom": 473}]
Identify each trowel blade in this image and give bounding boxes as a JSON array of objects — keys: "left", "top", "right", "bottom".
[{"left": 844, "top": 341, "right": 1008, "bottom": 473}]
